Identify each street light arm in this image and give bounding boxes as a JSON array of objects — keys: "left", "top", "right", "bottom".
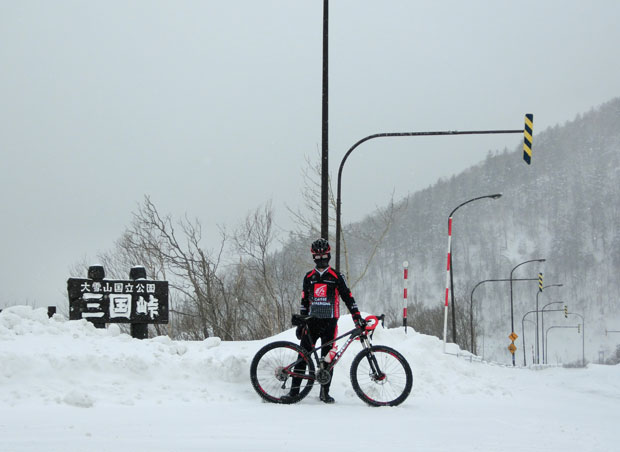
[
  {"left": 568, "top": 312, "right": 584, "bottom": 322},
  {"left": 336, "top": 133, "right": 436, "bottom": 269},
  {"left": 543, "top": 284, "right": 564, "bottom": 290},
  {"left": 521, "top": 309, "right": 540, "bottom": 366},
  {"left": 447, "top": 192, "right": 503, "bottom": 345},
  {"left": 535, "top": 283, "right": 563, "bottom": 364},
  {"left": 545, "top": 325, "right": 580, "bottom": 364},
  {"left": 335, "top": 128, "right": 523, "bottom": 270},
  {"left": 540, "top": 300, "right": 565, "bottom": 364},
  {"left": 469, "top": 277, "right": 537, "bottom": 354},
  {"left": 522, "top": 310, "right": 539, "bottom": 321},
  {"left": 542, "top": 301, "right": 564, "bottom": 311},
  {"left": 509, "top": 258, "right": 545, "bottom": 366},
  {"left": 567, "top": 311, "right": 585, "bottom": 366},
  {"left": 449, "top": 193, "right": 502, "bottom": 218},
  {"left": 510, "top": 258, "right": 546, "bottom": 280},
  {"left": 470, "top": 278, "right": 529, "bottom": 327}
]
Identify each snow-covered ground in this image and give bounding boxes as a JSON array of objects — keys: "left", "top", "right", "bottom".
[{"left": 1, "top": 306, "right": 618, "bottom": 452}]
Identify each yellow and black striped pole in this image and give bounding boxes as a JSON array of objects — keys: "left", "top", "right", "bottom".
[
  {"left": 538, "top": 272, "right": 543, "bottom": 292},
  {"left": 523, "top": 114, "right": 534, "bottom": 164}
]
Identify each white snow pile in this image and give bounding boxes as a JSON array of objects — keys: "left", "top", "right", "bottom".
[
  {"left": 1, "top": 306, "right": 510, "bottom": 407},
  {"left": 1, "top": 306, "right": 619, "bottom": 452}
]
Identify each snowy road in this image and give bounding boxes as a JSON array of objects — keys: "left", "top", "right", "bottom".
[{"left": 1, "top": 306, "right": 618, "bottom": 452}]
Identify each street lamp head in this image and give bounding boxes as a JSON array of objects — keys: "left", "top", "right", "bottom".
[
  {"left": 490, "top": 193, "right": 503, "bottom": 199},
  {"left": 538, "top": 259, "right": 546, "bottom": 263}
]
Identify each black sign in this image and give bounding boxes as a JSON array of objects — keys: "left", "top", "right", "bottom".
[{"left": 68, "top": 278, "right": 169, "bottom": 324}]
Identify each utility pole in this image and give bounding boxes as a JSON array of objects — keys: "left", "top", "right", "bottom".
[
  {"left": 446, "top": 194, "right": 502, "bottom": 344},
  {"left": 535, "top": 283, "right": 563, "bottom": 364},
  {"left": 509, "top": 259, "right": 545, "bottom": 366},
  {"left": 320, "top": 0, "right": 329, "bottom": 240}
]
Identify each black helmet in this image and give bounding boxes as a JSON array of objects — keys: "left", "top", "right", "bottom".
[{"left": 311, "top": 238, "right": 331, "bottom": 255}]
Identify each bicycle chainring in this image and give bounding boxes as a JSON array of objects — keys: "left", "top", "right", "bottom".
[{"left": 316, "top": 368, "right": 331, "bottom": 385}]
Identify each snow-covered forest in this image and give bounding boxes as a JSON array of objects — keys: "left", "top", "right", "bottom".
[{"left": 345, "top": 98, "right": 620, "bottom": 364}]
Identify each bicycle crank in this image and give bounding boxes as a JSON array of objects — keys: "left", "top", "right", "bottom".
[{"left": 316, "top": 368, "right": 331, "bottom": 385}]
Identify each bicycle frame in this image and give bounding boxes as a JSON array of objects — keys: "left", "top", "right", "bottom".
[
  {"left": 319, "top": 327, "right": 370, "bottom": 371},
  {"left": 285, "top": 327, "right": 373, "bottom": 381}
]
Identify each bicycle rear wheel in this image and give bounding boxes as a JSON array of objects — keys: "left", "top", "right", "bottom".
[
  {"left": 250, "top": 341, "right": 315, "bottom": 404},
  {"left": 350, "top": 345, "right": 412, "bottom": 407}
]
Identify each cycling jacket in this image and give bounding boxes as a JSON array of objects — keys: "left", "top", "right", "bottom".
[{"left": 300, "top": 266, "right": 360, "bottom": 319}]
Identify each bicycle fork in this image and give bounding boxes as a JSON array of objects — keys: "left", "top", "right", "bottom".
[{"left": 360, "top": 336, "right": 385, "bottom": 380}]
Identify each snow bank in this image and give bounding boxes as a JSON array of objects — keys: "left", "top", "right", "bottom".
[
  {"left": 0, "top": 306, "right": 531, "bottom": 409},
  {"left": 2, "top": 306, "right": 619, "bottom": 452}
]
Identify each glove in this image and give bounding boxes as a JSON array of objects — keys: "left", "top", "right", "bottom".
[
  {"left": 353, "top": 312, "right": 367, "bottom": 331},
  {"left": 295, "top": 325, "right": 305, "bottom": 340}
]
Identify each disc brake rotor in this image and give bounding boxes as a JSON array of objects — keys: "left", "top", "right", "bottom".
[{"left": 274, "top": 366, "right": 288, "bottom": 382}]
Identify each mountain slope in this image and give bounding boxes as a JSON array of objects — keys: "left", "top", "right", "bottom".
[{"left": 345, "top": 98, "right": 620, "bottom": 364}]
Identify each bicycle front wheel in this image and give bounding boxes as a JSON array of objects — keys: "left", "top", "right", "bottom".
[
  {"left": 350, "top": 345, "right": 412, "bottom": 407},
  {"left": 250, "top": 341, "right": 315, "bottom": 404}
]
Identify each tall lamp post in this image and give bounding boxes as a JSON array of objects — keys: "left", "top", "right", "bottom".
[
  {"left": 541, "top": 300, "right": 564, "bottom": 364},
  {"left": 546, "top": 325, "right": 579, "bottom": 365},
  {"left": 523, "top": 317, "right": 537, "bottom": 365},
  {"left": 521, "top": 309, "right": 540, "bottom": 366},
  {"left": 567, "top": 311, "right": 585, "bottom": 366},
  {"left": 535, "top": 284, "right": 563, "bottom": 364},
  {"left": 446, "top": 194, "right": 502, "bottom": 345},
  {"left": 509, "top": 259, "right": 545, "bottom": 366},
  {"left": 469, "top": 277, "right": 537, "bottom": 354},
  {"left": 320, "top": 0, "right": 329, "bottom": 239}
]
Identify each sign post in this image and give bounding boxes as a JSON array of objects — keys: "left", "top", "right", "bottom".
[
  {"left": 68, "top": 265, "right": 169, "bottom": 339},
  {"left": 509, "top": 332, "right": 518, "bottom": 357},
  {"left": 403, "top": 261, "right": 409, "bottom": 333}
]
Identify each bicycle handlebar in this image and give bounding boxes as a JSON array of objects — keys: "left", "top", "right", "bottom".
[{"left": 291, "top": 313, "right": 385, "bottom": 328}]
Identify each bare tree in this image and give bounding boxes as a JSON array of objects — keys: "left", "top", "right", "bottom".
[
  {"left": 232, "top": 202, "right": 300, "bottom": 338},
  {"left": 287, "top": 150, "right": 405, "bottom": 289},
  {"left": 287, "top": 153, "right": 325, "bottom": 239},
  {"left": 342, "top": 195, "right": 406, "bottom": 287},
  {"left": 113, "top": 196, "right": 233, "bottom": 339},
  {"left": 71, "top": 195, "right": 304, "bottom": 340}
]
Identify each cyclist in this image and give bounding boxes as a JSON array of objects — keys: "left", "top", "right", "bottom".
[{"left": 284, "top": 238, "right": 366, "bottom": 404}]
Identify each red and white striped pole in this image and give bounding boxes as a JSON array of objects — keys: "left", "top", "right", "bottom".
[
  {"left": 443, "top": 217, "right": 453, "bottom": 352},
  {"left": 403, "top": 261, "right": 409, "bottom": 333}
]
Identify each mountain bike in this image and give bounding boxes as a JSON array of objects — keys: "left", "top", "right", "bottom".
[{"left": 250, "top": 314, "right": 413, "bottom": 406}]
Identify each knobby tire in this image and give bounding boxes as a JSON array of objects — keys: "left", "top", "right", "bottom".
[
  {"left": 250, "top": 341, "right": 315, "bottom": 404},
  {"left": 350, "top": 345, "right": 413, "bottom": 407}
]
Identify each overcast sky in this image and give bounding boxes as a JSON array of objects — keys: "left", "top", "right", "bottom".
[{"left": 1, "top": 0, "right": 619, "bottom": 309}]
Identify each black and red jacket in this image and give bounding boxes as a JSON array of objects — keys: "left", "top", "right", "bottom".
[{"left": 300, "top": 266, "right": 360, "bottom": 319}]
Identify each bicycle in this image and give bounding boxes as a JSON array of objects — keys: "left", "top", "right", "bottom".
[{"left": 250, "top": 314, "right": 413, "bottom": 406}]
